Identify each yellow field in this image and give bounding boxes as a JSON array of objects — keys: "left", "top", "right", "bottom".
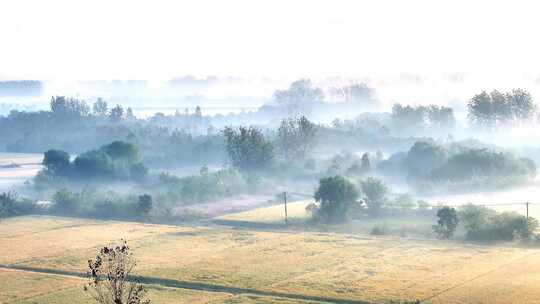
[
  {"left": 2, "top": 216, "right": 540, "bottom": 303},
  {"left": 216, "top": 199, "right": 313, "bottom": 223}
]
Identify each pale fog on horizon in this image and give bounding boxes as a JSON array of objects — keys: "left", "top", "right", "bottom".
[{"left": 4, "top": 1, "right": 540, "bottom": 304}]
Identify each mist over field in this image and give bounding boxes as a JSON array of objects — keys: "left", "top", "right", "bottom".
[{"left": 4, "top": 1, "right": 540, "bottom": 303}]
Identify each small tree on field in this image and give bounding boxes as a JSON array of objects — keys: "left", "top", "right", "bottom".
[
  {"left": 360, "top": 177, "right": 388, "bottom": 217},
  {"left": 433, "top": 206, "right": 459, "bottom": 239},
  {"left": 313, "top": 176, "right": 359, "bottom": 223},
  {"left": 0, "top": 191, "right": 18, "bottom": 218},
  {"left": 85, "top": 240, "right": 150, "bottom": 304},
  {"left": 136, "top": 194, "right": 153, "bottom": 219}
]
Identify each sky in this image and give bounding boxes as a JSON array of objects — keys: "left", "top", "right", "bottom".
[{"left": 2, "top": 0, "right": 540, "bottom": 81}]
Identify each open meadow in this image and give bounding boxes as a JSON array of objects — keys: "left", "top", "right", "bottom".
[{"left": 2, "top": 215, "right": 540, "bottom": 303}]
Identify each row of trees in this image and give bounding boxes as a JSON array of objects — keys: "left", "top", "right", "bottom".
[
  {"left": 379, "top": 140, "right": 537, "bottom": 191},
  {"left": 40, "top": 141, "right": 148, "bottom": 182},
  {"left": 222, "top": 116, "right": 318, "bottom": 172},
  {"left": 468, "top": 89, "right": 535, "bottom": 129},
  {"left": 433, "top": 204, "right": 538, "bottom": 241},
  {"left": 391, "top": 103, "right": 455, "bottom": 134},
  {"left": 50, "top": 96, "right": 134, "bottom": 121}
]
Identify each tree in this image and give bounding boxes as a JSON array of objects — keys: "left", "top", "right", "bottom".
[
  {"left": 136, "top": 195, "right": 153, "bottom": 219},
  {"left": 73, "top": 150, "right": 115, "bottom": 179},
  {"left": 277, "top": 116, "right": 317, "bottom": 162},
  {"left": 426, "top": 105, "right": 456, "bottom": 129},
  {"left": 0, "top": 191, "right": 18, "bottom": 218},
  {"left": 93, "top": 98, "right": 109, "bottom": 116},
  {"left": 361, "top": 177, "right": 388, "bottom": 216},
  {"left": 43, "top": 149, "right": 71, "bottom": 176},
  {"left": 51, "top": 96, "right": 90, "bottom": 119},
  {"left": 405, "top": 141, "right": 448, "bottom": 179},
  {"left": 360, "top": 153, "right": 371, "bottom": 174},
  {"left": 328, "top": 83, "right": 377, "bottom": 107},
  {"left": 101, "top": 141, "right": 140, "bottom": 163},
  {"left": 126, "top": 107, "right": 135, "bottom": 120},
  {"left": 52, "top": 189, "right": 79, "bottom": 214},
  {"left": 507, "top": 89, "right": 535, "bottom": 122},
  {"left": 85, "top": 240, "right": 151, "bottom": 304},
  {"left": 110, "top": 104, "right": 125, "bottom": 122},
  {"left": 273, "top": 79, "right": 324, "bottom": 117},
  {"left": 222, "top": 126, "right": 274, "bottom": 172},
  {"left": 433, "top": 206, "right": 459, "bottom": 239},
  {"left": 314, "top": 176, "right": 359, "bottom": 223},
  {"left": 391, "top": 103, "right": 426, "bottom": 132},
  {"left": 467, "top": 91, "right": 495, "bottom": 129},
  {"left": 468, "top": 89, "right": 536, "bottom": 129}
]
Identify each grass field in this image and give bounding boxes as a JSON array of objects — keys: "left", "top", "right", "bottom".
[
  {"left": 2, "top": 215, "right": 540, "bottom": 303},
  {"left": 215, "top": 199, "right": 313, "bottom": 224}
]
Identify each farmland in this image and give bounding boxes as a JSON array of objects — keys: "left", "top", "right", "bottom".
[{"left": 2, "top": 215, "right": 540, "bottom": 303}]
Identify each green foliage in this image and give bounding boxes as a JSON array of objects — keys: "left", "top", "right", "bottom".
[
  {"left": 391, "top": 103, "right": 455, "bottom": 134},
  {"left": 52, "top": 189, "right": 80, "bottom": 214},
  {"left": 360, "top": 177, "right": 388, "bottom": 216},
  {"left": 406, "top": 141, "right": 448, "bottom": 178},
  {"left": 222, "top": 126, "right": 274, "bottom": 172},
  {"left": 73, "top": 150, "right": 115, "bottom": 179},
  {"left": 459, "top": 204, "right": 538, "bottom": 241},
  {"left": 101, "top": 140, "right": 140, "bottom": 163},
  {"left": 313, "top": 176, "right": 360, "bottom": 223},
  {"left": 431, "top": 149, "right": 535, "bottom": 183},
  {"left": 136, "top": 194, "right": 153, "bottom": 219},
  {"left": 433, "top": 206, "right": 459, "bottom": 239},
  {"left": 0, "top": 191, "right": 17, "bottom": 217},
  {"left": 43, "top": 149, "right": 71, "bottom": 175},
  {"left": 41, "top": 141, "right": 148, "bottom": 182},
  {"left": 273, "top": 79, "right": 324, "bottom": 116},
  {"left": 277, "top": 116, "right": 317, "bottom": 162},
  {"left": 468, "top": 89, "right": 535, "bottom": 129}
]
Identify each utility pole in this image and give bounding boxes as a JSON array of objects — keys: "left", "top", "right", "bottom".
[
  {"left": 283, "top": 191, "right": 288, "bottom": 225},
  {"left": 526, "top": 202, "right": 530, "bottom": 221}
]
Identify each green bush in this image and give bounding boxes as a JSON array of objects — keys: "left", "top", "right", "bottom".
[{"left": 459, "top": 204, "right": 538, "bottom": 241}]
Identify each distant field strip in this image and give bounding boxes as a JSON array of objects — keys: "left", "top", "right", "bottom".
[
  {"left": 215, "top": 199, "right": 313, "bottom": 224},
  {"left": 0, "top": 265, "right": 368, "bottom": 304}
]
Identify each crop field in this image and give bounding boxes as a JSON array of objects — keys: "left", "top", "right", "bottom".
[{"left": 2, "top": 216, "right": 540, "bottom": 303}]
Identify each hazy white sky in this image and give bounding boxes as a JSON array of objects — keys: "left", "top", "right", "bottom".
[{"left": 2, "top": 0, "right": 540, "bottom": 80}]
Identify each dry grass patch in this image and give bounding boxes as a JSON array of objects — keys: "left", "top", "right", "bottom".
[{"left": 216, "top": 200, "right": 313, "bottom": 223}]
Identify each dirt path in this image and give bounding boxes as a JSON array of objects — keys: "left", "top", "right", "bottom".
[{"left": 0, "top": 264, "right": 371, "bottom": 304}]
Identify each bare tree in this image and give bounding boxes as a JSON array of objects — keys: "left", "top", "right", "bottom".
[{"left": 85, "top": 240, "right": 151, "bottom": 304}]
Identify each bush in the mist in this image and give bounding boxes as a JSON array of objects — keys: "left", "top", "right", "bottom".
[
  {"left": 39, "top": 141, "right": 149, "bottom": 183},
  {"left": 313, "top": 176, "right": 360, "bottom": 223},
  {"left": 405, "top": 141, "right": 448, "bottom": 179},
  {"left": 433, "top": 206, "right": 459, "bottom": 239},
  {"left": 459, "top": 204, "right": 538, "bottom": 241},
  {"left": 431, "top": 149, "right": 536, "bottom": 184},
  {"left": 52, "top": 189, "right": 80, "bottom": 215},
  {"left": 42, "top": 149, "right": 71, "bottom": 175},
  {"left": 360, "top": 177, "right": 389, "bottom": 217},
  {"left": 158, "top": 168, "right": 247, "bottom": 205}
]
